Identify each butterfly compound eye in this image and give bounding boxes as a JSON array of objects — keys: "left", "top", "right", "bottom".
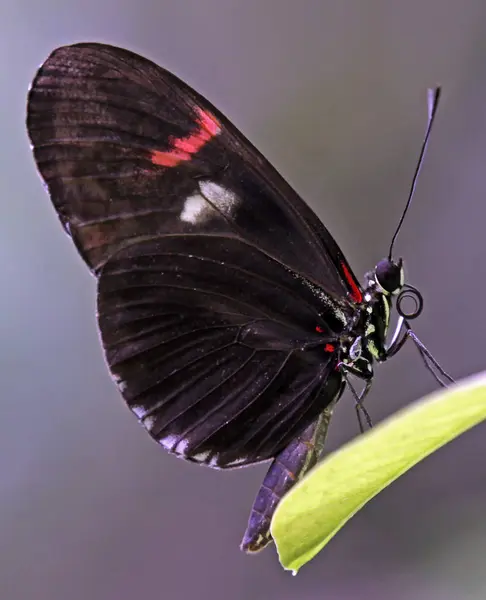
[{"left": 374, "top": 258, "right": 404, "bottom": 294}]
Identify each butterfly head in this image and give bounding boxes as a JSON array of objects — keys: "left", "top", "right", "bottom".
[{"left": 373, "top": 257, "right": 404, "bottom": 295}]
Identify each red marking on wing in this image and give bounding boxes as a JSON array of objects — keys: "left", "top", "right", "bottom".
[
  {"left": 315, "top": 326, "right": 323, "bottom": 333},
  {"left": 197, "top": 108, "right": 221, "bottom": 136},
  {"left": 151, "top": 107, "right": 221, "bottom": 168},
  {"left": 151, "top": 150, "right": 192, "bottom": 167},
  {"left": 324, "top": 343, "right": 335, "bottom": 353},
  {"left": 340, "top": 261, "right": 363, "bottom": 304}
]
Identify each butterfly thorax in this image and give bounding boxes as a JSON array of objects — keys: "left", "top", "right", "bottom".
[{"left": 338, "top": 257, "right": 405, "bottom": 375}]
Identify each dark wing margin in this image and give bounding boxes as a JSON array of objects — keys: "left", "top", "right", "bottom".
[
  {"left": 26, "top": 42, "right": 363, "bottom": 300},
  {"left": 98, "top": 235, "right": 344, "bottom": 467}
]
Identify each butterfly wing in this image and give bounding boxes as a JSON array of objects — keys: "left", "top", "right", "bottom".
[
  {"left": 26, "top": 43, "right": 362, "bottom": 299},
  {"left": 97, "top": 234, "right": 344, "bottom": 466},
  {"left": 27, "top": 43, "right": 359, "bottom": 467}
]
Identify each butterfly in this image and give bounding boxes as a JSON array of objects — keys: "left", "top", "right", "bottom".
[{"left": 26, "top": 43, "right": 450, "bottom": 553}]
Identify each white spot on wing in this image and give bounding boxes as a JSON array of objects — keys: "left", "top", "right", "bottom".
[
  {"left": 111, "top": 372, "right": 128, "bottom": 394},
  {"left": 225, "top": 456, "right": 248, "bottom": 467},
  {"left": 159, "top": 434, "right": 179, "bottom": 452},
  {"left": 208, "top": 453, "right": 221, "bottom": 467},
  {"left": 142, "top": 415, "right": 156, "bottom": 429},
  {"left": 191, "top": 450, "right": 211, "bottom": 463},
  {"left": 131, "top": 404, "right": 147, "bottom": 419},
  {"left": 199, "top": 181, "right": 239, "bottom": 217},
  {"left": 174, "top": 438, "right": 190, "bottom": 457},
  {"left": 180, "top": 182, "right": 240, "bottom": 225},
  {"left": 180, "top": 193, "right": 209, "bottom": 224}
]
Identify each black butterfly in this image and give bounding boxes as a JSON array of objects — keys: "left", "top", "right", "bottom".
[{"left": 26, "top": 43, "right": 451, "bottom": 553}]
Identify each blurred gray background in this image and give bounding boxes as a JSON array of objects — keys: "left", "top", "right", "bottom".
[{"left": 2, "top": 1, "right": 486, "bottom": 598}]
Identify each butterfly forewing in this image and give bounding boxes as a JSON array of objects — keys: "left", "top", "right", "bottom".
[{"left": 27, "top": 43, "right": 361, "bottom": 298}]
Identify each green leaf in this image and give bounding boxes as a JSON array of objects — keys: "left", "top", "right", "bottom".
[{"left": 271, "top": 372, "right": 486, "bottom": 574}]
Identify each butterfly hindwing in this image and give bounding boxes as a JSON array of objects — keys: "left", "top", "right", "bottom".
[{"left": 98, "top": 234, "right": 345, "bottom": 467}]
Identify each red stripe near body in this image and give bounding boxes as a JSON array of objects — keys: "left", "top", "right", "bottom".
[
  {"left": 340, "top": 261, "right": 363, "bottom": 304},
  {"left": 151, "top": 107, "right": 221, "bottom": 167}
]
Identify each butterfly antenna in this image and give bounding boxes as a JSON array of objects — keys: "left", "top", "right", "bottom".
[{"left": 388, "top": 87, "right": 441, "bottom": 260}]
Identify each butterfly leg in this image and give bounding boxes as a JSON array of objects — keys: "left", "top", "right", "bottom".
[
  {"left": 336, "top": 361, "right": 374, "bottom": 432},
  {"left": 344, "top": 374, "right": 373, "bottom": 432},
  {"left": 240, "top": 404, "right": 336, "bottom": 553},
  {"left": 385, "top": 318, "right": 454, "bottom": 386}
]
